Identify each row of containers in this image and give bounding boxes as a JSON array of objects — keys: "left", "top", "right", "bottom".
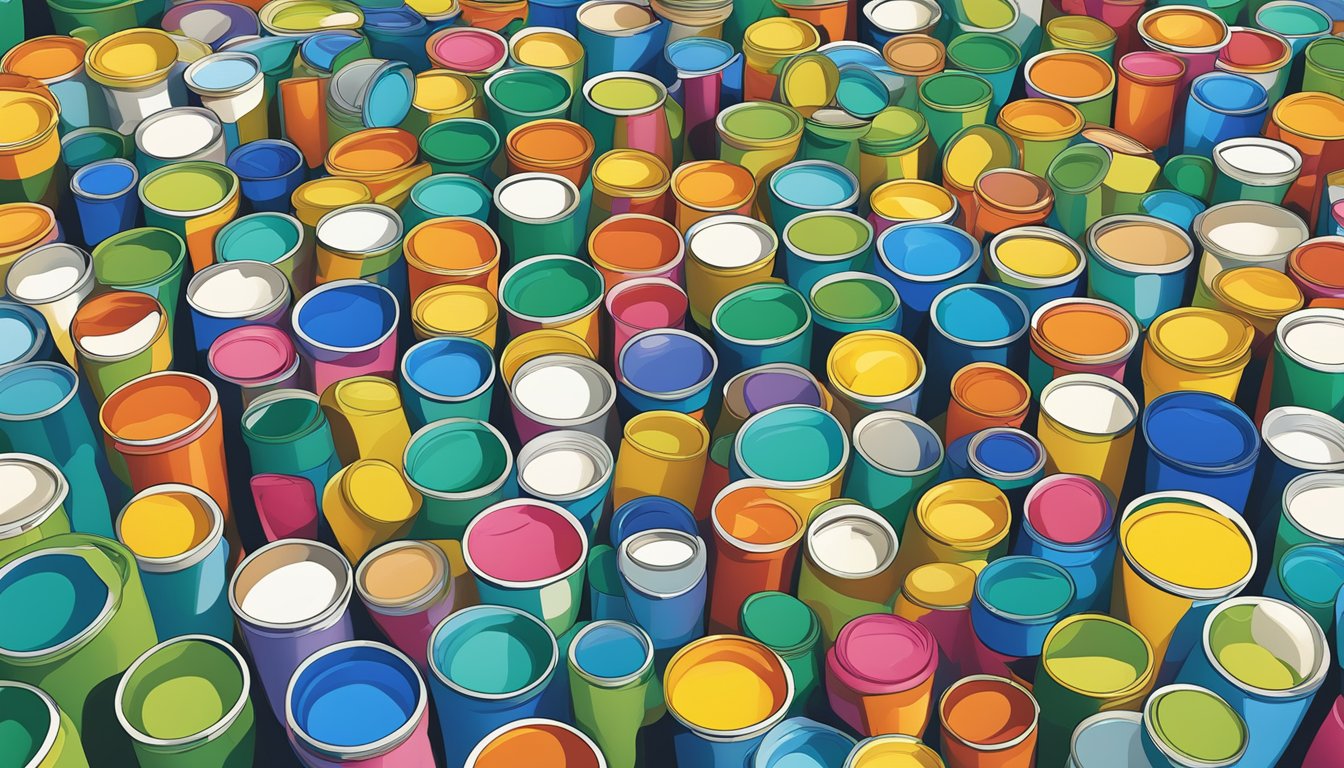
[{"left": 3, "top": 0, "right": 1344, "bottom": 768}]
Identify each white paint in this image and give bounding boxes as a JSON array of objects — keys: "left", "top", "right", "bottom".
[
  {"left": 1206, "top": 221, "right": 1304, "bottom": 256},
  {"left": 318, "top": 209, "right": 399, "bottom": 253},
  {"left": 690, "top": 221, "right": 772, "bottom": 269},
  {"left": 579, "top": 2, "right": 654, "bottom": 32},
  {"left": 1218, "top": 144, "right": 1297, "bottom": 176},
  {"left": 14, "top": 265, "right": 79, "bottom": 302},
  {"left": 319, "top": 12, "right": 362, "bottom": 28},
  {"left": 79, "top": 311, "right": 160, "bottom": 357},
  {"left": 1248, "top": 601, "right": 1319, "bottom": 679},
  {"left": 192, "top": 268, "right": 276, "bottom": 315},
  {"left": 179, "top": 10, "right": 232, "bottom": 43},
  {"left": 857, "top": 416, "right": 936, "bottom": 472},
  {"left": 515, "top": 365, "right": 597, "bottom": 420},
  {"left": 523, "top": 448, "right": 599, "bottom": 496},
  {"left": 1043, "top": 382, "right": 1134, "bottom": 434},
  {"left": 871, "top": 0, "right": 934, "bottom": 31},
  {"left": 140, "top": 112, "right": 216, "bottom": 159},
  {"left": 1285, "top": 320, "right": 1344, "bottom": 366},
  {"left": 812, "top": 511, "right": 891, "bottom": 576},
  {"left": 498, "top": 177, "right": 572, "bottom": 220},
  {"left": 1269, "top": 429, "right": 1344, "bottom": 464},
  {"left": 630, "top": 536, "right": 694, "bottom": 567},
  {"left": 239, "top": 560, "right": 339, "bottom": 624},
  {"left": 1290, "top": 484, "right": 1344, "bottom": 539},
  {"left": 0, "top": 462, "right": 52, "bottom": 525}
]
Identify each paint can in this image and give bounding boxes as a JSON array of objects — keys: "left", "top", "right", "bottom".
[
  {"left": 732, "top": 405, "right": 849, "bottom": 515},
  {"left": 995, "top": 97, "right": 1085, "bottom": 185},
  {"left": 325, "top": 127, "right": 430, "bottom": 209},
  {"left": 1027, "top": 297, "right": 1139, "bottom": 399},
  {"left": 826, "top": 613, "right": 937, "bottom": 737},
  {"left": 404, "top": 174, "right": 492, "bottom": 228},
  {"left": 944, "top": 363, "right": 1029, "bottom": 445},
  {"left": 741, "top": 593, "right": 824, "bottom": 718},
  {"left": 1115, "top": 52, "right": 1186, "bottom": 156},
  {"left": 781, "top": 211, "right": 873, "bottom": 298},
  {"left": 1142, "top": 391, "right": 1260, "bottom": 510},
  {"left": 241, "top": 389, "right": 341, "bottom": 515},
  {"left": 399, "top": 336, "right": 496, "bottom": 428},
  {"left": 970, "top": 556, "right": 1075, "bottom": 679},
  {"left": 403, "top": 418, "right": 514, "bottom": 540},
  {"left": 1141, "top": 307, "right": 1254, "bottom": 405},
  {"left": 891, "top": 478, "right": 1010, "bottom": 589},
  {"left": 89, "top": 231, "right": 187, "bottom": 350},
  {"left": 844, "top": 735, "right": 945, "bottom": 767},
  {"left": 826, "top": 330, "right": 923, "bottom": 418},
  {"left": 712, "top": 282, "right": 813, "bottom": 379},
  {"left": 618, "top": 528, "right": 708, "bottom": 650},
  {"left": 1264, "top": 92, "right": 1344, "bottom": 229},
  {"left": 321, "top": 458, "right": 419, "bottom": 562},
  {"left": 138, "top": 160, "right": 240, "bottom": 272},
  {"left": 1024, "top": 50, "right": 1116, "bottom": 127},
  {"left": 1084, "top": 214, "right": 1195, "bottom": 330},
  {"left": 406, "top": 70, "right": 479, "bottom": 135},
  {"left": 4, "top": 244, "right": 94, "bottom": 368},
  {"left": 1035, "top": 373, "right": 1138, "bottom": 499},
  {"left": 685, "top": 213, "right": 778, "bottom": 328},
  {"left": 924, "top": 283, "right": 1028, "bottom": 416},
  {"left": 753, "top": 717, "right": 855, "bottom": 768},
  {"left": 355, "top": 539, "right": 455, "bottom": 670},
  {"left": 426, "top": 26, "right": 509, "bottom": 81},
  {"left": 1016, "top": 474, "right": 1117, "bottom": 612},
  {"left": 0, "top": 453, "right": 69, "bottom": 561},
  {"left": 291, "top": 279, "right": 398, "bottom": 393},
  {"left": 208, "top": 325, "right": 302, "bottom": 409},
  {"left": 185, "top": 260, "right": 291, "bottom": 359},
  {"left": 1271, "top": 471, "right": 1344, "bottom": 571},
  {"left": 216, "top": 212, "right": 313, "bottom": 297},
  {"left": 516, "top": 429, "right": 614, "bottom": 538},
  {"left": 1266, "top": 308, "right": 1344, "bottom": 419},
  {"left": 796, "top": 500, "right": 901, "bottom": 643},
  {"left": 716, "top": 100, "right": 805, "bottom": 219},
  {"left": 1141, "top": 684, "right": 1248, "bottom": 767},
  {"left": 1289, "top": 237, "right": 1344, "bottom": 302},
  {"left": 708, "top": 479, "right": 805, "bottom": 633},
  {"left": 466, "top": 718, "right": 605, "bottom": 768},
  {"left": 842, "top": 411, "right": 943, "bottom": 532},
  {"left": 616, "top": 331, "right": 716, "bottom": 419},
  {"left": 503, "top": 119, "right": 594, "bottom": 188},
  {"left": 493, "top": 172, "right": 589, "bottom": 262},
  {"left": 1251, "top": 407, "right": 1344, "bottom": 542},
  {"left": 70, "top": 291, "right": 172, "bottom": 404},
  {"left": 670, "top": 159, "right": 755, "bottom": 234},
  {"left": 418, "top": 119, "right": 500, "bottom": 182},
  {"left": 69, "top": 159, "right": 138, "bottom": 249},
  {"left": 484, "top": 67, "right": 573, "bottom": 140},
  {"left": 84, "top": 29, "right": 177, "bottom": 134},
  {"left": 874, "top": 222, "right": 980, "bottom": 338},
  {"left": 0, "top": 680, "right": 88, "bottom": 768},
  {"left": 1264, "top": 543, "right": 1344, "bottom": 629},
  {"left": 938, "top": 675, "right": 1039, "bottom": 768}
]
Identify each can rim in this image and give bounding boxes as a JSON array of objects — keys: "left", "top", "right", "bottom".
[
  {"left": 0, "top": 454, "right": 68, "bottom": 541},
  {"left": 1210, "top": 136, "right": 1302, "bottom": 187},
  {"left": 566, "top": 620, "right": 654, "bottom": 688},
  {"left": 582, "top": 70, "right": 667, "bottom": 117},
  {"left": 463, "top": 718, "right": 607, "bottom": 768},
  {"left": 228, "top": 538, "right": 354, "bottom": 631},
  {"left": 1029, "top": 296, "right": 1140, "bottom": 366},
  {"left": 805, "top": 501, "right": 898, "bottom": 579},
  {"left": 1281, "top": 470, "right": 1344, "bottom": 545},
  {"left": 291, "top": 278, "right": 397, "bottom": 354},
  {"left": 771, "top": 161, "right": 861, "bottom": 214},
  {"left": 1023, "top": 49, "right": 1117, "bottom": 104},
  {"left": 1040, "top": 613, "right": 1154, "bottom": 698},
  {"left": 712, "top": 281, "right": 813, "bottom": 349},
  {"left": 354, "top": 539, "right": 451, "bottom": 615},
  {"left": 183, "top": 51, "right": 263, "bottom": 97},
  {"left": 401, "top": 335, "right": 497, "bottom": 405},
  {"left": 710, "top": 478, "right": 806, "bottom": 555},
  {"left": 4, "top": 243, "right": 95, "bottom": 307},
  {"left": 825, "top": 329, "right": 925, "bottom": 406},
  {"left": 618, "top": 329, "right": 718, "bottom": 402},
  {"left": 1118, "top": 490, "right": 1257, "bottom": 600},
  {"left": 402, "top": 417, "right": 515, "bottom": 500},
  {"left": 516, "top": 429, "right": 613, "bottom": 503},
  {"left": 938, "top": 674, "right": 1040, "bottom": 752},
  {"left": 427, "top": 604, "right": 558, "bottom": 700},
  {"left": 1039, "top": 372, "right": 1139, "bottom": 438},
  {"left": 808, "top": 270, "right": 901, "bottom": 325},
  {"left": 990, "top": 226, "right": 1086, "bottom": 290},
  {"left": 1086, "top": 214, "right": 1195, "bottom": 276},
  {"left": 877, "top": 222, "right": 981, "bottom": 283},
  {"left": 1142, "top": 683, "right": 1247, "bottom": 767},
  {"left": 492, "top": 171, "right": 582, "bottom": 225},
  {"left": 186, "top": 260, "right": 291, "bottom": 321},
  {"left": 462, "top": 498, "right": 588, "bottom": 589},
  {"left": 1261, "top": 406, "right": 1344, "bottom": 471},
  {"left": 71, "top": 290, "right": 168, "bottom": 364},
  {"left": 967, "top": 427, "right": 1048, "bottom": 483},
  {"left": 0, "top": 542, "right": 118, "bottom": 660},
  {"left": 662, "top": 635, "right": 794, "bottom": 739},
  {"left": 929, "top": 283, "right": 1030, "bottom": 349},
  {"left": 138, "top": 161, "right": 240, "bottom": 219},
  {"left": 0, "top": 681, "right": 59, "bottom": 764},
  {"left": 114, "top": 634, "right": 252, "bottom": 749}
]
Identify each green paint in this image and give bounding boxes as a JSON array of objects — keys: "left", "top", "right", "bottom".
[
  {"left": 420, "top": 120, "right": 499, "bottom": 163},
  {"left": 406, "top": 422, "right": 508, "bottom": 494},
  {"left": 121, "top": 640, "right": 243, "bottom": 740},
  {"left": 920, "top": 72, "right": 993, "bottom": 109},
  {"left": 811, "top": 278, "right": 896, "bottom": 321},
  {"left": 1210, "top": 603, "right": 1306, "bottom": 690},
  {"left": 716, "top": 284, "right": 808, "bottom": 341},
  {"left": 1043, "top": 617, "right": 1149, "bottom": 693},
  {"left": 981, "top": 561, "right": 1073, "bottom": 617},
  {"left": 440, "top": 618, "right": 550, "bottom": 694},
  {"left": 1308, "top": 37, "right": 1344, "bottom": 71},
  {"left": 1151, "top": 688, "right": 1245, "bottom": 763},
  {"left": 860, "top": 107, "right": 928, "bottom": 153},
  {"left": 92, "top": 228, "right": 184, "bottom": 287},
  {"left": 787, "top": 215, "right": 870, "bottom": 257},
  {"left": 948, "top": 33, "right": 1021, "bottom": 73},
  {"left": 245, "top": 397, "right": 321, "bottom": 442},
  {"left": 503, "top": 259, "right": 602, "bottom": 318},
  {"left": 1163, "top": 155, "right": 1215, "bottom": 200},
  {"left": 721, "top": 102, "right": 801, "bottom": 142},
  {"left": 140, "top": 164, "right": 233, "bottom": 213},
  {"left": 589, "top": 77, "right": 662, "bottom": 111},
  {"left": 1048, "top": 145, "right": 1110, "bottom": 192},
  {"left": 1259, "top": 4, "right": 1329, "bottom": 35},
  {"left": 740, "top": 592, "right": 818, "bottom": 654},
  {"left": 0, "top": 685, "right": 50, "bottom": 767},
  {"left": 217, "top": 216, "right": 301, "bottom": 264},
  {"left": 491, "top": 70, "right": 570, "bottom": 113},
  {"left": 709, "top": 434, "right": 733, "bottom": 467}
]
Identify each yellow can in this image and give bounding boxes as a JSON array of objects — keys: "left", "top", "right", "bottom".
[
  {"left": 1141, "top": 307, "right": 1254, "bottom": 404},
  {"left": 684, "top": 214, "right": 778, "bottom": 328},
  {"left": 1197, "top": 266, "right": 1304, "bottom": 351},
  {"left": 890, "top": 478, "right": 1011, "bottom": 588},
  {"left": 291, "top": 177, "right": 373, "bottom": 241},
  {"left": 0, "top": 88, "right": 60, "bottom": 209},
  {"left": 404, "top": 70, "right": 480, "bottom": 135},
  {"left": 499, "top": 328, "right": 595, "bottom": 387},
  {"left": 869, "top": 179, "right": 959, "bottom": 230},
  {"left": 612, "top": 410, "right": 710, "bottom": 511},
  {"left": 412, "top": 283, "right": 498, "bottom": 346},
  {"left": 1037, "top": 373, "right": 1139, "bottom": 499},
  {"left": 319, "top": 375, "right": 413, "bottom": 466},
  {"left": 322, "top": 458, "right": 422, "bottom": 562},
  {"left": 507, "top": 26, "right": 585, "bottom": 101},
  {"left": 826, "top": 330, "right": 924, "bottom": 417}
]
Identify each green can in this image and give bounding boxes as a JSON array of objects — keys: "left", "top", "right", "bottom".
[
  {"left": 1047, "top": 143, "right": 1111, "bottom": 240},
  {"left": 418, "top": 119, "right": 500, "bottom": 181},
  {"left": 740, "top": 591, "right": 822, "bottom": 717},
  {"left": 799, "top": 109, "right": 871, "bottom": 181},
  {"left": 483, "top": 66, "right": 573, "bottom": 138},
  {"left": 1269, "top": 309, "right": 1344, "bottom": 420},
  {"left": 945, "top": 33, "right": 1022, "bottom": 119},
  {"left": 492, "top": 172, "right": 590, "bottom": 263},
  {"left": 1271, "top": 471, "right": 1344, "bottom": 570},
  {"left": 916, "top": 72, "right": 993, "bottom": 152},
  {"left": 115, "top": 635, "right": 255, "bottom": 768},
  {"left": 1163, "top": 154, "right": 1217, "bottom": 203},
  {"left": 566, "top": 620, "right": 661, "bottom": 768},
  {"left": 90, "top": 227, "right": 187, "bottom": 343},
  {"left": 0, "top": 680, "right": 89, "bottom": 768},
  {"left": 0, "top": 454, "right": 70, "bottom": 561},
  {"left": 1303, "top": 37, "right": 1344, "bottom": 100}
]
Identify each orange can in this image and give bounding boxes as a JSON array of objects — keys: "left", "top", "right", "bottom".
[
  {"left": 707, "top": 479, "right": 806, "bottom": 634},
  {"left": 670, "top": 159, "right": 755, "bottom": 234},
  {"left": 1115, "top": 52, "right": 1185, "bottom": 153},
  {"left": 404, "top": 217, "right": 501, "bottom": 301},
  {"left": 938, "top": 675, "right": 1039, "bottom": 768},
  {"left": 970, "top": 169, "right": 1054, "bottom": 241},
  {"left": 587, "top": 213, "right": 685, "bottom": 291},
  {"left": 945, "top": 363, "right": 1030, "bottom": 444},
  {"left": 278, "top": 76, "right": 329, "bottom": 170},
  {"left": 1265, "top": 91, "right": 1344, "bottom": 227},
  {"left": 324, "top": 127, "right": 431, "bottom": 208},
  {"left": 504, "top": 119, "right": 595, "bottom": 188}
]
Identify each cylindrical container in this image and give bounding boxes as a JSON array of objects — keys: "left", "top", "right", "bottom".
[
  {"left": 291, "top": 280, "right": 398, "bottom": 394},
  {"left": 970, "top": 169, "right": 1054, "bottom": 242},
  {"left": 418, "top": 119, "right": 500, "bottom": 183},
  {"left": 69, "top": 159, "right": 138, "bottom": 249},
  {"left": 972, "top": 556, "right": 1074, "bottom": 665},
  {"left": 1215, "top": 27, "right": 1292, "bottom": 109},
  {"left": 1182, "top": 72, "right": 1268, "bottom": 158},
  {"left": 945, "top": 33, "right": 1021, "bottom": 119},
  {"left": 740, "top": 593, "right": 824, "bottom": 718},
  {"left": 613, "top": 410, "right": 709, "bottom": 510},
  {"left": 0, "top": 534, "right": 156, "bottom": 761},
  {"left": 752, "top": 717, "right": 854, "bottom": 767},
  {"left": 574, "top": 0, "right": 668, "bottom": 77},
  {"left": 945, "top": 363, "right": 1030, "bottom": 445},
  {"left": 312, "top": 203, "right": 405, "bottom": 290},
  {"left": 0, "top": 453, "right": 69, "bottom": 561},
  {"left": 509, "top": 26, "right": 585, "bottom": 98},
  {"left": 589, "top": 149, "right": 671, "bottom": 223},
  {"left": 618, "top": 527, "right": 708, "bottom": 650},
  {"left": 1044, "top": 143, "right": 1109, "bottom": 241},
  {"left": 708, "top": 479, "right": 805, "bottom": 633},
  {"left": 1305, "top": 36, "right": 1344, "bottom": 99},
  {"left": 670, "top": 160, "right": 756, "bottom": 234},
  {"left": 861, "top": 0, "right": 939, "bottom": 45},
  {"left": 466, "top": 718, "right": 605, "bottom": 768},
  {"left": 732, "top": 405, "right": 849, "bottom": 514},
  {"left": 769, "top": 160, "right": 861, "bottom": 240},
  {"left": 483, "top": 67, "right": 572, "bottom": 139},
  {"left": 996, "top": 98, "right": 1085, "bottom": 181},
  {"left": 4, "top": 244, "right": 95, "bottom": 368},
  {"left": 917, "top": 72, "right": 993, "bottom": 149},
  {"left": 503, "top": 119, "right": 595, "bottom": 188},
  {"left": 1290, "top": 238, "right": 1344, "bottom": 302},
  {"left": 740, "top": 16, "right": 820, "bottom": 101},
  {"left": 1031, "top": 614, "right": 1155, "bottom": 767},
  {"left": 891, "top": 561, "right": 974, "bottom": 692},
  {"left": 0, "top": 680, "right": 88, "bottom": 768},
  {"left": 1271, "top": 471, "right": 1344, "bottom": 569},
  {"left": 712, "top": 363, "right": 829, "bottom": 445},
  {"left": 1113, "top": 491, "right": 1256, "bottom": 673},
  {"left": 1268, "top": 308, "right": 1344, "bottom": 418},
  {"left": 985, "top": 227, "right": 1083, "bottom": 319},
  {"left": 1141, "top": 684, "right": 1249, "bottom": 767},
  {"left": 321, "top": 458, "right": 419, "bottom": 562},
  {"left": 509, "top": 353, "right": 616, "bottom": 446},
  {"left": 413, "top": 285, "right": 499, "bottom": 346},
  {"left": 1085, "top": 214, "right": 1196, "bottom": 330},
  {"left": 826, "top": 614, "right": 937, "bottom": 738},
  {"left": 882, "top": 33, "right": 946, "bottom": 105},
  {"left": 711, "top": 282, "right": 813, "bottom": 379},
  {"left": 874, "top": 222, "right": 981, "bottom": 338},
  {"left": 355, "top": 539, "right": 454, "bottom": 670},
  {"left": 241, "top": 389, "right": 341, "bottom": 511},
  {"left": 809, "top": 271, "right": 902, "bottom": 355},
  {"left": 1142, "top": 307, "right": 1254, "bottom": 404},
  {"left": 0, "top": 302, "right": 52, "bottom": 373},
  {"left": 1018, "top": 474, "right": 1117, "bottom": 612},
  {"left": 892, "top": 478, "right": 1011, "bottom": 588},
  {"left": 216, "top": 212, "right": 312, "bottom": 297},
  {"left": 845, "top": 735, "right": 945, "bottom": 767},
  {"left": 684, "top": 214, "right": 777, "bottom": 328},
  {"left": 137, "top": 161, "right": 240, "bottom": 273},
  {"left": 516, "top": 429, "right": 614, "bottom": 538},
  {"left": 361, "top": 4, "right": 431, "bottom": 71},
  {"left": 260, "top": 0, "right": 365, "bottom": 37},
  {"left": 63, "top": 127, "right": 132, "bottom": 175},
  {"left": 796, "top": 501, "right": 901, "bottom": 642},
  {"left": 1264, "top": 91, "right": 1344, "bottom": 229},
  {"left": 665, "top": 37, "right": 737, "bottom": 162},
  {"left": 406, "top": 70, "right": 479, "bottom": 135},
  {"left": 400, "top": 336, "right": 496, "bottom": 427},
  {"left": 84, "top": 29, "right": 177, "bottom": 135},
  {"left": 404, "top": 217, "right": 499, "bottom": 304},
  {"left": 404, "top": 174, "right": 492, "bottom": 229},
  {"left": 924, "top": 284, "right": 1029, "bottom": 417},
  {"left": 498, "top": 254, "right": 603, "bottom": 352},
  {"left": 1065, "top": 712, "right": 1146, "bottom": 768},
  {"left": 208, "top": 325, "right": 301, "bottom": 409},
  {"left": 580, "top": 71, "right": 677, "bottom": 171},
  {"left": 781, "top": 211, "right": 873, "bottom": 297},
  {"left": 1027, "top": 297, "right": 1139, "bottom": 398},
  {"left": 226, "top": 139, "right": 305, "bottom": 214},
  {"left": 114, "top": 635, "right": 254, "bottom": 768},
  {"left": 183, "top": 52, "right": 268, "bottom": 151},
  {"left": 1256, "top": 1, "right": 1331, "bottom": 58},
  {"left": 664, "top": 636, "right": 793, "bottom": 766},
  {"left": 1137, "top": 5, "right": 1231, "bottom": 100},
  {"left": 1143, "top": 391, "right": 1260, "bottom": 510},
  {"left": 0, "top": 202, "right": 59, "bottom": 289},
  {"left": 715, "top": 100, "right": 805, "bottom": 220},
  {"left": 941, "top": 124, "right": 1018, "bottom": 218},
  {"left": 588, "top": 214, "right": 684, "bottom": 291},
  {"left": 286, "top": 641, "right": 434, "bottom": 768},
  {"left": 228, "top": 539, "right": 354, "bottom": 719},
  {"left": 1116, "top": 52, "right": 1187, "bottom": 155},
  {"left": 617, "top": 329, "right": 716, "bottom": 416},
  {"left": 1024, "top": 50, "right": 1117, "bottom": 126},
  {"left": 403, "top": 418, "right": 514, "bottom": 540},
  {"left": 826, "top": 330, "right": 923, "bottom": 418},
  {"left": 325, "top": 127, "right": 430, "bottom": 209},
  {"left": 1176, "top": 596, "right": 1329, "bottom": 766},
  {"left": 493, "top": 172, "right": 587, "bottom": 263},
  {"left": 427, "top": 26, "right": 509, "bottom": 82},
  {"left": 1265, "top": 542, "right": 1344, "bottom": 630},
  {"left": 938, "top": 675, "right": 1039, "bottom": 768},
  {"left": 1045, "top": 14, "right": 1118, "bottom": 59},
  {"left": 1252, "top": 407, "right": 1344, "bottom": 542},
  {"left": 1209, "top": 137, "right": 1301, "bottom": 206},
  {"left": 70, "top": 291, "right": 171, "bottom": 405},
  {"left": 185, "top": 260, "right": 291, "bottom": 359},
  {"left": 1036, "top": 373, "right": 1139, "bottom": 499},
  {"left": 463, "top": 499, "right": 587, "bottom": 635},
  {"left": 292, "top": 178, "right": 373, "bottom": 242},
  {"left": 1, "top": 36, "right": 107, "bottom": 135}
]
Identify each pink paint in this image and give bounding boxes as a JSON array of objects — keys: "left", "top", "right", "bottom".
[
  {"left": 466, "top": 502, "right": 584, "bottom": 583},
  {"left": 1120, "top": 51, "right": 1185, "bottom": 79},
  {"left": 1304, "top": 696, "right": 1344, "bottom": 768},
  {"left": 606, "top": 278, "right": 687, "bottom": 367},
  {"left": 1025, "top": 474, "right": 1112, "bottom": 545},
  {"left": 209, "top": 325, "right": 296, "bottom": 385},
  {"left": 1220, "top": 28, "right": 1287, "bottom": 68},
  {"left": 250, "top": 474, "right": 319, "bottom": 541},
  {"left": 829, "top": 614, "right": 937, "bottom": 692},
  {"left": 432, "top": 29, "right": 506, "bottom": 72}
]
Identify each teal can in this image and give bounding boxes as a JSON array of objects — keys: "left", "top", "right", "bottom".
[{"left": 403, "top": 418, "right": 515, "bottom": 540}]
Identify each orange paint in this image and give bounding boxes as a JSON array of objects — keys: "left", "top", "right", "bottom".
[
  {"left": 1291, "top": 238, "right": 1344, "bottom": 290},
  {"left": 589, "top": 215, "right": 683, "bottom": 288},
  {"left": 505, "top": 119, "right": 595, "bottom": 187},
  {"left": 1028, "top": 52, "right": 1114, "bottom": 99},
  {"left": 940, "top": 676, "right": 1038, "bottom": 767},
  {"left": 327, "top": 128, "right": 418, "bottom": 172},
  {"left": 405, "top": 218, "right": 500, "bottom": 301},
  {"left": 474, "top": 723, "right": 600, "bottom": 768},
  {"left": 674, "top": 161, "right": 755, "bottom": 207},
  {"left": 946, "top": 363, "right": 1030, "bottom": 444},
  {"left": 1037, "top": 303, "right": 1132, "bottom": 357},
  {"left": 2, "top": 36, "right": 86, "bottom": 80},
  {"left": 710, "top": 483, "right": 806, "bottom": 633},
  {"left": 1142, "top": 8, "right": 1225, "bottom": 48},
  {"left": 883, "top": 35, "right": 946, "bottom": 77}
]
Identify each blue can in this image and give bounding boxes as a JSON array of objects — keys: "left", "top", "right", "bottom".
[
  {"left": 1265, "top": 543, "right": 1344, "bottom": 631},
  {"left": 576, "top": 0, "right": 669, "bottom": 78},
  {"left": 1140, "top": 189, "right": 1207, "bottom": 233},
  {"left": 587, "top": 544, "right": 637, "bottom": 623},
  {"left": 226, "top": 139, "right": 305, "bottom": 213},
  {"left": 923, "top": 283, "right": 1029, "bottom": 418},
  {"left": 70, "top": 159, "right": 139, "bottom": 248},
  {"left": 528, "top": 0, "right": 585, "bottom": 33},
  {"left": 617, "top": 528, "right": 708, "bottom": 652},
  {"left": 1142, "top": 392, "right": 1261, "bottom": 512},
  {"left": 962, "top": 427, "right": 1047, "bottom": 512},
  {"left": 609, "top": 495, "right": 699, "bottom": 547},
  {"left": 185, "top": 261, "right": 292, "bottom": 359},
  {"left": 0, "top": 301, "right": 54, "bottom": 369},
  {"left": 399, "top": 336, "right": 497, "bottom": 427},
  {"left": 970, "top": 556, "right": 1077, "bottom": 659},
  {"left": 363, "top": 5, "right": 433, "bottom": 71},
  {"left": 768, "top": 160, "right": 861, "bottom": 241},
  {"left": 711, "top": 283, "right": 814, "bottom": 381},
  {"left": 1175, "top": 596, "right": 1330, "bottom": 767},
  {"left": 752, "top": 717, "right": 856, "bottom": 768},
  {"left": 1182, "top": 73, "right": 1268, "bottom": 157},
  {"left": 875, "top": 222, "right": 982, "bottom": 339},
  {"left": 1016, "top": 473, "right": 1118, "bottom": 612},
  {"left": 986, "top": 226, "right": 1085, "bottom": 318},
  {"left": 617, "top": 328, "right": 718, "bottom": 417},
  {"left": 428, "top": 605, "right": 568, "bottom": 768},
  {"left": 516, "top": 430, "right": 614, "bottom": 540}
]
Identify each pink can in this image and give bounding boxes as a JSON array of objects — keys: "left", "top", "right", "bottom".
[
  {"left": 825, "top": 614, "right": 938, "bottom": 738},
  {"left": 1304, "top": 695, "right": 1344, "bottom": 768},
  {"left": 605, "top": 277, "right": 689, "bottom": 370},
  {"left": 355, "top": 540, "right": 456, "bottom": 671},
  {"left": 208, "top": 325, "right": 302, "bottom": 407}
]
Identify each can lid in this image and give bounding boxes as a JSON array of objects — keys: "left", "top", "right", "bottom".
[
  {"left": 0, "top": 91, "right": 57, "bottom": 151},
  {"left": 85, "top": 28, "right": 179, "bottom": 88},
  {"left": 1148, "top": 307, "right": 1255, "bottom": 370},
  {"left": 0, "top": 36, "right": 86, "bottom": 82},
  {"left": 740, "top": 591, "right": 819, "bottom": 656},
  {"left": 778, "top": 52, "right": 838, "bottom": 118},
  {"left": 0, "top": 203, "right": 56, "bottom": 254},
  {"left": 592, "top": 149, "right": 668, "bottom": 198},
  {"left": 859, "top": 106, "right": 928, "bottom": 154}
]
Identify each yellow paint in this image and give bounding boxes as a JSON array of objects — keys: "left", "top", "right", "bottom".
[
  {"left": 346, "top": 461, "right": 419, "bottom": 523},
  {"left": 870, "top": 180, "right": 954, "bottom": 221},
  {"left": 628, "top": 412, "right": 708, "bottom": 458},
  {"left": 1122, "top": 502, "right": 1252, "bottom": 590},
  {"left": 848, "top": 737, "right": 945, "bottom": 767},
  {"left": 1214, "top": 267, "right": 1303, "bottom": 315},
  {"left": 413, "top": 71, "right": 474, "bottom": 112},
  {"left": 120, "top": 491, "right": 212, "bottom": 559},
  {"left": 588, "top": 77, "right": 661, "bottom": 111},
  {"left": 1144, "top": 9, "right": 1225, "bottom": 47},
  {"left": 513, "top": 32, "right": 582, "bottom": 68},
  {"left": 745, "top": 17, "right": 817, "bottom": 53},
  {"left": 1150, "top": 308, "right": 1253, "bottom": 367},
  {"left": 668, "top": 659, "right": 777, "bottom": 730},
  {"left": 594, "top": 150, "right": 667, "bottom": 192},
  {"left": 964, "top": 0, "right": 1015, "bottom": 29},
  {"left": 904, "top": 562, "right": 976, "bottom": 608},
  {"left": 828, "top": 331, "right": 921, "bottom": 398},
  {"left": 917, "top": 480, "right": 1009, "bottom": 546},
  {"left": 335, "top": 377, "right": 401, "bottom": 414},
  {"left": 996, "top": 236, "right": 1079, "bottom": 278},
  {"left": 944, "top": 133, "right": 995, "bottom": 189},
  {"left": 0, "top": 93, "right": 55, "bottom": 144},
  {"left": 415, "top": 285, "right": 496, "bottom": 334}
]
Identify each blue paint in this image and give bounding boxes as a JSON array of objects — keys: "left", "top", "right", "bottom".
[
  {"left": 365, "top": 65, "right": 413, "bottom": 127},
  {"left": 74, "top": 160, "right": 135, "bottom": 196},
  {"left": 975, "top": 431, "right": 1041, "bottom": 475},
  {"left": 191, "top": 58, "right": 259, "bottom": 91},
  {"left": 1192, "top": 73, "right": 1267, "bottom": 113},
  {"left": 404, "top": 338, "right": 491, "bottom": 397},
  {"left": 772, "top": 164, "right": 856, "bottom": 209},
  {"left": 665, "top": 37, "right": 734, "bottom": 74},
  {"left": 0, "top": 314, "right": 35, "bottom": 366},
  {"left": 573, "top": 623, "right": 648, "bottom": 679},
  {"left": 879, "top": 224, "right": 978, "bottom": 277},
  {"left": 622, "top": 332, "right": 714, "bottom": 394},
  {"left": 934, "top": 284, "right": 1026, "bottom": 343},
  {"left": 298, "top": 283, "right": 396, "bottom": 349},
  {"left": 412, "top": 175, "right": 492, "bottom": 218},
  {"left": 0, "top": 553, "right": 109, "bottom": 653},
  {"left": 1144, "top": 392, "right": 1258, "bottom": 469},
  {"left": 0, "top": 364, "right": 74, "bottom": 417},
  {"left": 820, "top": 44, "right": 888, "bottom": 71},
  {"left": 1141, "top": 189, "right": 1205, "bottom": 232},
  {"left": 301, "top": 31, "right": 365, "bottom": 72},
  {"left": 228, "top": 142, "right": 302, "bottom": 179},
  {"left": 291, "top": 645, "right": 420, "bottom": 749},
  {"left": 1279, "top": 546, "right": 1344, "bottom": 605}
]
